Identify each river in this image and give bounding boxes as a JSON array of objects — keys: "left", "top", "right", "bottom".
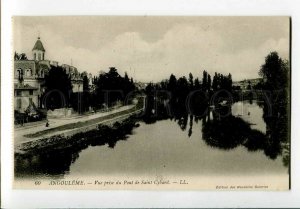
[{"left": 15, "top": 100, "right": 289, "bottom": 183}]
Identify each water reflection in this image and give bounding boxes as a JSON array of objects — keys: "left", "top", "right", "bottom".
[
  {"left": 15, "top": 148, "right": 80, "bottom": 178},
  {"left": 142, "top": 99, "right": 289, "bottom": 169},
  {"left": 166, "top": 104, "right": 269, "bottom": 152},
  {"left": 188, "top": 115, "right": 193, "bottom": 137},
  {"left": 15, "top": 99, "right": 289, "bottom": 178},
  {"left": 201, "top": 110, "right": 281, "bottom": 160}
]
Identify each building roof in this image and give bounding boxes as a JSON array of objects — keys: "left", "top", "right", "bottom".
[{"left": 32, "top": 37, "right": 45, "bottom": 52}]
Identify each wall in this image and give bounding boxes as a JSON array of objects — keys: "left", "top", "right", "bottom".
[
  {"left": 47, "top": 108, "right": 75, "bottom": 118},
  {"left": 72, "top": 81, "right": 84, "bottom": 93},
  {"left": 14, "top": 90, "right": 39, "bottom": 113}
]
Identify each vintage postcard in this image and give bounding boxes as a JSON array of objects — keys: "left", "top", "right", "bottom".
[{"left": 13, "top": 16, "right": 290, "bottom": 190}]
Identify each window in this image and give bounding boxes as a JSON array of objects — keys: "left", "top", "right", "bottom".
[
  {"left": 38, "top": 53, "right": 41, "bottom": 61},
  {"left": 26, "top": 69, "right": 32, "bottom": 77},
  {"left": 17, "top": 69, "right": 23, "bottom": 79},
  {"left": 16, "top": 90, "right": 21, "bottom": 96},
  {"left": 29, "top": 90, "right": 33, "bottom": 95},
  {"left": 34, "top": 53, "right": 36, "bottom": 60}
]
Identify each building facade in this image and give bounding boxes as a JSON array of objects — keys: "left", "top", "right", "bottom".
[{"left": 14, "top": 37, "right": 84, "bottom": 113}]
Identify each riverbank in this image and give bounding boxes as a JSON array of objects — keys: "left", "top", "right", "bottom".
[
  {"left": 15, "top": 104, "right": 143, "bottom": 153},
  {"left": 15, "top": 116, "right": 140, "bottom": 156}
]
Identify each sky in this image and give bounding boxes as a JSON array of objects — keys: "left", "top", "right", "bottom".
[{"left": 13, "top": 16, "right": 290, "bottom": 82}]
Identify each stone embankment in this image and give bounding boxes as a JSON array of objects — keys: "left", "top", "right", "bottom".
[{"left": 15, "top": 106, "right": 143, "bottom": 153}]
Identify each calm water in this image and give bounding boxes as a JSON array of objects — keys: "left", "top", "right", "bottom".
[{"left": 15, "top": 100, "right": 289, "bottom": 179}]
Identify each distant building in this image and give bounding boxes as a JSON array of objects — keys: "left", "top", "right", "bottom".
[
  {"left": 14, "top": 37, "right": 84, "bottom": 113},
  {"left": 61, "top": 64, "right": 84, "bottom": 93},
  {"left": 232, "top": 78, "right": 263, "bottom": 90}
]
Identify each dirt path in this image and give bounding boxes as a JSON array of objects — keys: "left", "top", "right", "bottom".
[{"left": 14, "top": 105, "right": 141, "bottom": 145}]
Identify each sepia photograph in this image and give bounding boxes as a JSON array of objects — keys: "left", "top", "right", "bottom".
[{"left": 12, "top": 16, "right": 290, "bottom": 190}]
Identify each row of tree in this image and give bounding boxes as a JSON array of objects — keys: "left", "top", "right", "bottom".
[
  {"left": 165, "top": 71, "right": 232, "bottom": 94},
  {"left": 145, "top": 70, "right": 233, "bottom": 102},
  {"left": 42, "top": 66, "right": 136, "bottom": 113},
  {"left": 143, "top": 70, "right": 233, "bottom": 119}
]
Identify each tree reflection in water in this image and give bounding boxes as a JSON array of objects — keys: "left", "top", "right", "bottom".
[
  {"left": 143, "top": 99, "right": 289, "bottom": 170},
  {"left": 188, "top": 115, "right": 193, "bottom": 137},
  {"left": 15, "top": 100, "right": 289, "bottom": 178},
  {"left": 201, "top": 109, "right": 282, "bottom": 160},
  {"left": 199, "top": 103, "right": 288, "bottom": 169}
]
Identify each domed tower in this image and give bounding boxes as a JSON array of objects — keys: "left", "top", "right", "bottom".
[{"left": 32, "top": 37, "right": 45, "bottom": 61}]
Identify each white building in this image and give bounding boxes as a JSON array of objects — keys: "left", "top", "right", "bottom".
[{"left": 14, "top": 37, "right": 84, "bottom": 113}]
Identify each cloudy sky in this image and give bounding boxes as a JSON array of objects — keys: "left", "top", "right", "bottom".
[{"left": 13, "top": 16, "right": 289, "bottom": 82}]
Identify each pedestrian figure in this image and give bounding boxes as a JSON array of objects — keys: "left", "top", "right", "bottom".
[{"left": 46, "top": 120, "right": 49, "bottom": 127}]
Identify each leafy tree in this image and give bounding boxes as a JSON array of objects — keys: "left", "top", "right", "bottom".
[
  {"left": 168, "top": 74, "right": 177, "bottom": 91},
  {"left": 212, "top": 72, "right": 218, "bottom": 91},
  {"left": 189, "top": 72, "right": 194, "bottom": 89},
  {"left": 92, "top": 67, "right": 136, "bottom": 109},
  {"left": 202, "top": 70, "right": 208, "bottom": 91},
  {"left": 194, "top": 78, "right": 201, "bottom": 90},
  {"left": 160, "top": 79, "right": 168, "bottom": 90},
  {"left": 247, "top": 80, "right": 251, "bottom": 90},
  {"left": 259, "top": 51, "right": 288, "bottom": 90},
  {"left": 207, "top": 74, "right": 212, "bottom": 91},
  {"left": 211, "top": 72, "right": 232, "bottom": 92},
  {"left": 253, "top": 80, "right": 264, "bottom": 90},
  {"left": 167, "top": 74, "right": 177, "bottom": 100},
  {"left": 143, "top": 70, "right": 234, "bottom": 119},
  {"left": 227, "top": 73, "right": 232, "bottom": 91},
  {"left": 177, "top": 76, "right": 189, "bottom": 103},
  {"left": 42, "top": 66, "right": 72, "bottom": 110},
  {"left": 82, "top": 72, "right": 90, "bottom": 92},
  {"left": 123, "top": 72, "right": 136, "bottom": 96},
  {"left": 259, "top": 51, "right": 290, "bottom": 164}
]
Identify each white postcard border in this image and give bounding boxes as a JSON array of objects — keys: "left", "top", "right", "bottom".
[{"left": 2, "top": 0, "right": 300, "bottom": 208}]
